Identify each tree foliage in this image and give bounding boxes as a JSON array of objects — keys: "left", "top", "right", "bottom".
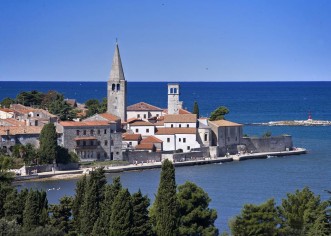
[
  {"left": 0, "top": 97, "right": 15, "bottom": 108},
  {"left": 38, "top": 123, "right": 58, "bottom": 164},
  {"left": 209, "top": 106, "right": 229, "bottom": 121},
  {"left": 85, "top": 98, "right": 107, "bottom": 117},
  {"left": 151, "top": 159, "right": 179, "bottom": 236},
  {"left": 16, "top": 90, "right": 44, "bottom": 107},
  {"left": 131, "top": 189, "right": 152, "bottom": 236},
  {"left": 177, "top": 181, "right": 218, "bottom": 236},
  {"left": 193, "top": 101, "right": 200, "bottom": 119}
]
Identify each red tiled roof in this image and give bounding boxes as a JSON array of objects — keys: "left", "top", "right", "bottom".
[
  {"left": 1, "top": 118, "right": 25, "bottom": 126},
  {"left": 135, "top": 143, "right": 155, "bottom": 150},
  {"left": 0, "top": 108, "right": 14, "bottom": 112},
  {"left": 127, "top": 102, "right": 163, "bottom": 111},
  {"left": 59, "top": 121, "right": 111, "bottom": 127},
  {"left": 0, "top": 126, "right": 42, "bottom": 135},
  {"left": 155, "top": 128, "right": 196, "bottom": 135},
  {"left": 163, "top": 109, "right": 192, "bottom": 115},
  {"left": 123, "top": 133, "right": 142, "bottom": 141},
  {"left": 141, "top": 136, "right": 163, "bottom": 144},
  {"left": 208, "top": 120, "right": 242, "bottom": 127},
  {"left": 126, "top": 118, "right": 141, "bottom": 123},
  {"left": 99, "top": 113, "right": 120, "bottom": 121},
  {"left": 164, "top": 114, "right": 197, "bottom": 123}
]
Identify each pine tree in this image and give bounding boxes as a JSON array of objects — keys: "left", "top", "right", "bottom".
[
  {"left": 151, "top": 159, "right": 179, "bottom": 236},
  {"left": 131, "top": 189, "right": 152, "bottom": 236},
  {"left": 39, "top": 123, "right": 58, "bottom": 164},
  {"left": 4, "top": 189, "right": 21, "bottom": 222},
  {"left": 92, "top": 176, "right": 122, "bottom": 236},
  {"left": 23, "top": 190, "right": 41, "bottom": 230},
  {"left": 193, "top": 101, "right": 200, "bottom": 119},
  {"left": 209, "top": 106, "right": 229, "bottom": 121},
  {"left": 50, "top": 196, "right": 73, "bottom": 234},
  {"left": 177, "top": 181, "right": 218, "bottom": 236},
  {"left": 72, "top": 174, "right": 87, "bottom": 231},
  {"left": 109, "top": 188, "right": 133, "bottom": 236},
  {"left": 79, "top": 168, "right": 106, "bottom": 235}
]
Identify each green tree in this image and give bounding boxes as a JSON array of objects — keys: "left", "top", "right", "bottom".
[
  {"left": 131, "top": 189, "right": 152, "bottom": 236},
  {"left": 23, "top": 190, "right": 41, "bottom": 230},
  {"left": 39, "top": 123, "right": 58, "bottom": 164},
  {"left": 92, "top": 176, "right": 122, "bottom": 236},
  {"left": 0, "top": 218, "right": 22, "bottom": 235},
  {"left": 80, "top": 168, "right": 107, "bottom": 235},
  {"left": 109, "top": 188, "right": 133, "bottom": 236},
  {"left": 50, "top": 196, "right": 73, "bottom": 234},
  {"left": 49, "top": 99, "right": 76, "bottom": 121},
  {"left": 151, "top": 159, "right": 179, "bottom": 236},
  {"left": 177, "top": 181, "right": 218, "bottom": 236},
  {"left": 230, "top": 199, "right": 279, "bottom": 236},
  {"left": 209, "top": 106, "right": 229, "bottom": 121},
  {"left": 0, "top": 97, "right": 15, "bottom": 108},
  {"left": 278, "top": 187, "right": 330, "bottom": 236},
  {"left": 16, "top": 90, "right": 44, "bottom": 107},
  {"left": 72, "top": 175, "right": 87, "bottom": 231},
  {"left": 193, "top": 101, "right": 200, "bottom": 119}
]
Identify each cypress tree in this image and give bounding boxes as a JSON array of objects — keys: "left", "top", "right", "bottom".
[
  {"left": 50, "top": 196, "right": 73, "bottom": 234},
  {"left": 80, "top": 168, "right": 106, "bottom": 235},
  {"left": 193, "top": 101, "right": 200, "bottom": 119},
  {"left": 131, "top": 189, "right": 152, "bottom": 236},
  {"left": 72, "top": 174, "right": 87, "bottom": 230},
  {"left": 151, "top": 159, "right": 179, "bottom": 236},
  {"left": 4, "top": 189, "right": 21, "bottom": 222},
  {"left": 92, "top": 176, "right": 122, "bottom": 236},
  {"left": 109, "top": 188, "right": 133, "bottom": 236},
  {"left": 23, "top": 190, "right": 40, "bottom": 231},
  {"left": 177, "top": 181, "right": 218, "bottom": 236},
  {"left": 39, "top": 123, "right": 58, "bottom": 164}
]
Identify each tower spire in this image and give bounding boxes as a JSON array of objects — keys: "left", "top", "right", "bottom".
[{"left": 109, "top": 42, "right": 125, "bottom": 81}]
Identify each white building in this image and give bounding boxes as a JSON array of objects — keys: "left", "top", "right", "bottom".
[
  {"left": 127, "top": 102, "right": 163, "bottom": 121},
  {"left": 163, "top": 114, "right": 197, "bottom": 128}
]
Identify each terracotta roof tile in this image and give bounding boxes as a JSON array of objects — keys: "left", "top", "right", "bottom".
[
  {"left": 99, "top": 113, "right": 120, "bottom": 121},
  {"left": 208, "top": 120, "right": 242, "bottom": 127},
  {"left": 141, "top": 136, "right": 163, "bottom": 143},
  {"left": 0, "top": 108, "right": 14, "bottom": 112},
  {"left": 164, "top": 114, "right": 197, "bottom": 123},
  {"left": 123, "top": 133, "right": 142, "bottom": 141},
  {"left": 155, "top": 128, "right": 196, "bottom": 135},
  {"left": 0, "top": 126, "right": 42, "bottom": 135},
  {"left": 127, "top": 102, "right": 163, "bottom": 111},
  {"left": 163, "top": 109, "right": 192, "bottom": 115},
  {"left": 0, "top": 118, "right": 25, "bottom": 126},
  {"left": 135, "top": 143, "right": 155, "bottom": 150}
]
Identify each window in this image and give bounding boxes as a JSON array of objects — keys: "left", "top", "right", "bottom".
[
  {"left": 116, "top": 152, "right": 119, "bottom": 155},
  {"left": 179, "top": 124, "right": 181, "bottom": 128},
  {"left": 97, "top": 129, "right": 100, "bottom": 135},
  {"left": 129, "top": 141, "right": 132, "bottom": 145},
  {"left": 90, "top": 130, "right": 94, "bottom": 135},
  {"left": 105, "top": 140, "right": 108, "bottom": 146},
  {"left": 111, "top": 130, "right": 114, "bottom": 133},
  {"left": 137, "top": 114, "right": 141, "bottom": 118},
  {"left": 170, "top": 88, "right": 173, "bottom": 94},
  {"left": 135, "top": 129, "right": 139, "bottom": 133},
  {"left": 111, "top": 140, "right": 114, "bottom": 146},
  {"left": 77, "top": 141, "right": 80, "bottom": 146},
  {"left": 117, "top": 84, "right": 120, "bottom": 91},
  {"left": 183, "top": 138, "right": 186, "bottom": 143},
  {"left": 144, "top": 114, "right": 146, "bottom": 119},
  {"left": 179, "top": 138, "right": 181, "bottom": 142},
  {"left": 83, "top": 130, "right": 86, "bottom": 135},
  {"left": 167, "top": 138, "right": 170, "bottom": 143},
  {"left": 174, "top": 88, "right": 177, "bottom": 93},
  {"left": 187, "top": 124, "right": 189, "bottom": 128},
  {"left": 146, "top": 129, "right": 149, "bottom": 133},
  {"left": 90, "top": 140, "right": 94, "bottom": 146},
  {"left": 83, "top": 141, "right": 86, "bottom": 146},
  {"left": 112, "top": 83, "right": 115, "bottom": 91},
  {"left": 204, "top": 133, "right": 208, "bottom": 142},
  {"left": 187, "top": 146, "right": 190, "bottom": 150},
  {"left": 171, "top": 124, "right": 174, "bottom": 128},
  {"left": 104, "top": 152, "right": 107, "bottom": 158},
  {"left": 104, "top": 129, "right": 107, "bottom": 134}
]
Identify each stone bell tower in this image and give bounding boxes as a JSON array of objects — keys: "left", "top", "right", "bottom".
[
  {"left": 167, "top": 83, "right": 183, "bottom": 114},
  {"left": 107, "top": 42, "right": 127, "bottom": 121}
]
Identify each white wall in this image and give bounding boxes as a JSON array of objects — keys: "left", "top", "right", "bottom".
[
  {"left": 127, "top": 111, "right": 162, "bottom": 121},
  {"left": 175, "top": 133, "right": 200, "bottom": 152},
  {"left": 155, "top": 135, "right": 175, "bottom": 151},
  {"left": 130, "top": 125, "right": 155, "bottom": 136},
  {"left": 164, "top": 122, "right": 196, "bottom": 128}
]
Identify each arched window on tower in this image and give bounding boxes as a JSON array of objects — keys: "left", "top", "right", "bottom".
[
  {"left": 117, "top": 84, "right": 120, "bottom": 91},
  {"left": 112, "top": 84, "right": 115, "bottom": 91},
  {"left": 174, "top": 88, "right": 177, "bottom": 94},
  {"left": 170, "top": 88, "right": 173, "bottom": 94}
]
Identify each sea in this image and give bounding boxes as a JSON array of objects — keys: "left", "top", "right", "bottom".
[{"left": 1, "top": 81, "right": 331, "bottom": 232}]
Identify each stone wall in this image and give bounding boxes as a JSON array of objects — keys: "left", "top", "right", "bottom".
[
  {"left": 240, "top": 135, "right": 293, "bottom": 153},
  {"left": 123, "top": 151, "right": 162, "bottom": 164}
]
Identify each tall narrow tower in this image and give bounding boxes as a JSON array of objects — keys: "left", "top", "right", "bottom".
[
  {"left": 167, "top": 83, "right": 183, "bottom": 114},
  {"left": 107, "top": 42, "right": 127, "bottom": 121}
]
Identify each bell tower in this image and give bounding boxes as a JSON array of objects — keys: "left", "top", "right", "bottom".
[
  {"left": 107, "top": 42, "right": 127, "bottom": 121},
  {"left": 167, "top": 83, "right": 183, "bottom": 114}
]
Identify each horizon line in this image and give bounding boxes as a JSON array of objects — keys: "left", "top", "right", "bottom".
[{"left": 0, "top": 80, "right": 330, "bottom": 83}]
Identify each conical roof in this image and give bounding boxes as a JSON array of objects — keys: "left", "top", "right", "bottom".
[{"left": 109, "top": 43, "right": 125, "bottom": 81}]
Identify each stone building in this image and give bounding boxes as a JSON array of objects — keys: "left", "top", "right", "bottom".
[
  {"left": 107, "top": 43, "right": 127, "bottom": 121},
  {"left": 127, "top": 102, "right": 163, "bottom": 121},
  {"left": 57, "top": 121, "right": 122, "bottom": 162},
  {"left": 167, "top": 83, "right": 183, "bottom": 115}
]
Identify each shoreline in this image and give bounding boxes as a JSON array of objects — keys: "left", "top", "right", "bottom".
[{"left": 14, "top": 148, "right": 307, "bottom": 182}]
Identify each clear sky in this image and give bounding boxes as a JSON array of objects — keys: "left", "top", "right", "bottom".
[{"left": 1, "top": 0, "right": 330, "bottom": 82}]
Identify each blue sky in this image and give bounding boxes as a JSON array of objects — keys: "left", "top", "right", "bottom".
[{"left": 1, "top": 0, "right": 330, "bottom": 82}]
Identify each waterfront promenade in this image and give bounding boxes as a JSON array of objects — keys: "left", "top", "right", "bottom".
[{"left": 14, "top": 148, "right": 307, "bottom": 182}]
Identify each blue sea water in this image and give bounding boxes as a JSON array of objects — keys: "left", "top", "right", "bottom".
[{"left": 2, "top": 81, "right": 331, "bottom": 232}]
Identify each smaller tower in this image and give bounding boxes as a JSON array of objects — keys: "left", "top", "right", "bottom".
[{"left": 167, "top": 83, "right": 183, "bottom": 114}]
